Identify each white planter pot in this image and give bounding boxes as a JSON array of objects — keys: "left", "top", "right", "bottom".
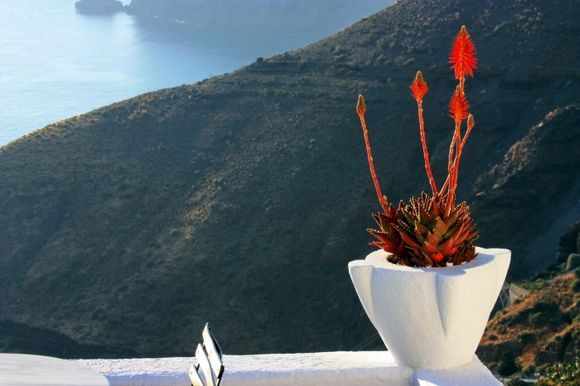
[{"left": 349, "top": 247, "right": 510, "bottom": 369}]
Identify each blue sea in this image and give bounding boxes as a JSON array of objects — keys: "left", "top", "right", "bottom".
[{"left": 0, "top": 0, "right": 390, "bottom": 146}]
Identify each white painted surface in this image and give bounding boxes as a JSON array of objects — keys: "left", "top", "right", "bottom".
[
  {"left": 0, "top": 354, "right": 109, "bottom": 386},
  {"left": 76, "top": 357, "right": 190, "bottom": 386},
  {"left": 349, "top": 247, "right": 511, "bottom": 369},
  {"left": 75, "top": 351, "right": 500, "bottom": 386}
]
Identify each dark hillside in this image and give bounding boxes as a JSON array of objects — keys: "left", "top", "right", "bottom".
[
  {"left": 474, "top": 105, "right": 580, "bottom": 274},
  {"left": 1, "top": 0, "right": 579, "bottom": 356}
]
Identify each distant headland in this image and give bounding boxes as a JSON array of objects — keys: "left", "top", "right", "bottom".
[
  {"left": 75, "top": 0, "right": 393, "bottom": 33},
  {"left": 75, "top": 0, "right": 124, "bottom": 15}
]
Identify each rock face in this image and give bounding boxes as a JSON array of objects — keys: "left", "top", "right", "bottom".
[
  {"left": 472, "top": 105, "right": 580, "bottom": 277},
  {"left": 559, "top": 222, "right": 580, "bottom": 263},
  {"left": 0, "top": 0, "right": 579, "bottom": 356},
  {"left": 75, "top": 0, "right": 124, "bottom": 14},
  {"left": 479, "top": 271, "right": 580, "bottom": 374}
]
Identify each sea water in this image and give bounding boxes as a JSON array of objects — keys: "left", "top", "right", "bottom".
[{"left": 0, "top": 0, "right": 390, "bottom": 145}]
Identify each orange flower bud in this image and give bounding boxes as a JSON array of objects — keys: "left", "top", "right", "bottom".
[
  {"left": 356, "top": 94, "right": 366, "bottom": 116},
  {"left": 467, "top": 114, "right": 475, "bottom": 130},
  {"left": 449, "top": 86, "right": 469, "bottom": 122},
  {"left": 410, "top": 71, "right": 429, "bottom": 102}
]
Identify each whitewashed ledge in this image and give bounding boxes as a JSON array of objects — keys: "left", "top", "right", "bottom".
[{"left": 75, "top": 351, "right": 501, "bottom": 386}]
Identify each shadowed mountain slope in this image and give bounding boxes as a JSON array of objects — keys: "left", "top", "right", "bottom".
[
  {"left": 473, "top": 105, "right": 580, "bottom": 275},
  {"left": 1, "top": 0, "right": 579, "bottom": 356}
]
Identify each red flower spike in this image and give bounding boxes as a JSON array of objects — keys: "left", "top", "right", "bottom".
[
  {"left": 449, "top": 25, "right": 478, "bottom": 80},
  {"left": 449, "top": 87, "right": 469, "bottom": 122},
  {"left": 411, "top": 70, "right": 438, "bottom": 194},
  {"left": 410, "top": 71, "right": 429, "bottom": 102}
]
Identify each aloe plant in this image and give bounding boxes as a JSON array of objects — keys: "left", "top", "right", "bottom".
[{"left": 356, "top": 26, "right": 480, "bottom": 267}]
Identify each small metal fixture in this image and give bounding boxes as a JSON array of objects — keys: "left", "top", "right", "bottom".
[{"left": 189, "top": 323, "right": 224, "bottom": 386}]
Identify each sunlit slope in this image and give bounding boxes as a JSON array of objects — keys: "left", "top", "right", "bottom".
[{"left": 0, "top": 0, "right": 578, "bottom": 356}]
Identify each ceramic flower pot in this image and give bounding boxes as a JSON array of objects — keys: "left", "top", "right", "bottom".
[{"left": 349, "top": 247, "right": 510, "bottom": 369}]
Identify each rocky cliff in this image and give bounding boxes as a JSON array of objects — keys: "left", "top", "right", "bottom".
[{"left": 1, "top": 0, "right": 579, "bottom": 356}]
